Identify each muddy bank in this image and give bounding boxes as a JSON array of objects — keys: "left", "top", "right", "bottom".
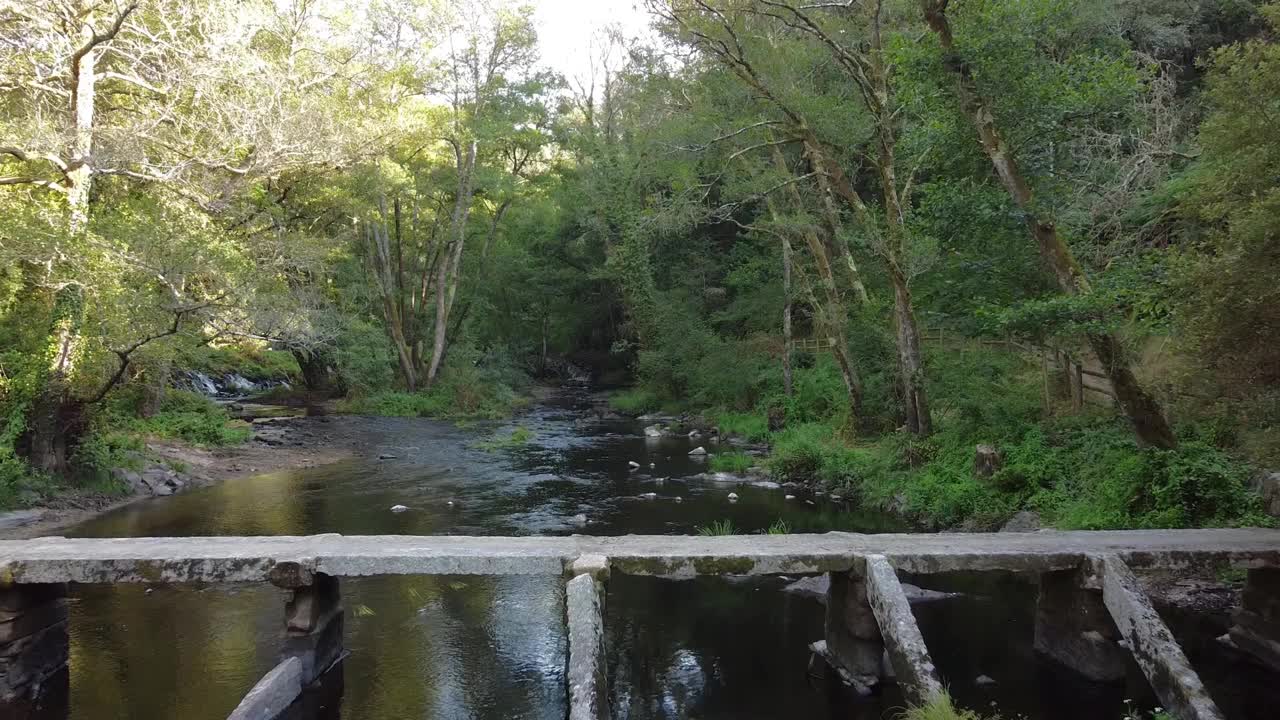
[{"left": 1, "top": 415, "right": 359, "bottom": 540}]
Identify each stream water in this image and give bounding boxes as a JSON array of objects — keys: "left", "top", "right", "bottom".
[{"left": 47, "top": 387, "right": 1273, "bottom": 719}]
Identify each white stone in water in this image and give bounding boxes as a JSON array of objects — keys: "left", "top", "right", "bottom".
[
  {"left": 688, "top": 446, "right": 707, "bottom": 456},
  {"left": 643, "top": 424, "right": 663, "bottom": 438},
  {"left": 571, "top": 514, "right": 588, "bottom": 525},
  {"left": 805, "top": 500, "right": 816, "bottom": 505},
  {"left": 785, "top": 494, "right": 796, "bottom": 501},
  {"left": 649, "top": 462, "right": 655, "bottom": 468},
  {"left": 975, "top": 674, "right": 997, "bottom": 687},
  {"left": 831, "top": 494, "right": 843, "bottom": 501},
  {"left": 628, "top": 461, "right": 641, "bottom": 469},
  {"left": 640, "top": 492, "right": 658, "bottom": 500},
  {"left": 674, "top": 496, "right": 683, "bottom": 503},
  {"left": 390, "top": 504, "right": 410, "bottom": 513},
  {"left": 728, "top": 492, "right": 739, "bottom": 502}
]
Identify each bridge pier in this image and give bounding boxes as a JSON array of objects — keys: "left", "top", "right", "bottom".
[
  {"left": 1226, "top": 567, "right": 1280, "bottom": 673},
  {"left": 0, "top": 582, "right": 68, "bottom": 704},
  {"left": 1033, "top": 568, "right": 1127, "bottom": 681},
  {"left": 279, "top": 573, "right": 344, "bottom": 686},
  {"left": 822, "top": 569, "right": 886, "bottom": 693}
]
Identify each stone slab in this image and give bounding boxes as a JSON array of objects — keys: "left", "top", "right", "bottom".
[
  {"left": 863, "top": 555, "right": 944, "bottom": 705},
  {"left": 226, "top": 657, "right": 302, "bottom": 720},
  {"left": 1097, "top": 554, "right": 1225, "bottom": 720},
  {"left": 566, "top": 573, "right": 609, "bottom": 720},
  {"left": 0, "top": 529, "right": 1277, "bottom": 584}
]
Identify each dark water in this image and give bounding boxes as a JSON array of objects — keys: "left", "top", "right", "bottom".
[{"left": 51, "top": 388, "right": 1271, "bottom": 719}]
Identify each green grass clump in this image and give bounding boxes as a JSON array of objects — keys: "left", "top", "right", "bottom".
[
  {"left": 766, "top": 518, "right": 790, "bottom": 535},
  {"left": 899, "top": 694, "right": 997, "bottom": 720},
  {"left": 696, "top": 519, "right": 738, "bottom": 536},
  {"left": 709, "top": 451, "right": 753, "bottom": 474},
  {"left": 712, "top": 411, "right": 770, "bottom": 441},
  {"left": 609, "top": 387, "right": 662, "bottom": 414},
  {"left": 476, "top": 426, "right": 534, "bottom": 451}
]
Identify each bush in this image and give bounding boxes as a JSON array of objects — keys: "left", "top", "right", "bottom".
[
  {"left": 123, "top": 390, "right": 251, "bottom": 446},
  {"left": 339, "top": 343, "right": 529, "bottom": 420}
]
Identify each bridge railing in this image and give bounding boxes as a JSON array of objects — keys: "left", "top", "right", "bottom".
[{"left": 2, "top": 529, "right": 1279, "bottom": 720}]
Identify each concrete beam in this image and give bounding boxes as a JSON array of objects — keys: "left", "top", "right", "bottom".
[
  {"left": 280, "top": 574, "right": 342, "bottom": 686},
  {"left": 864, "top": 555, "right": 944, "bottom": 705},
  {"left": 226, "top": 657, "right": 302, "bottom": 720},
  {"left": 1095, "top": 554, "right": 1225, "bottom": 720},
  {"left": 1225, "top": 568, "right": 1280, "bottom": 672},
  {"left": 566, "top": 573, "right": 609, "bottom": 720},
  {"left": 0, "top": 529, "right": 1278, "bottom": 584}
]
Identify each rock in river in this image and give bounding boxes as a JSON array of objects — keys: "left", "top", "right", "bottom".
[
  {"left": 688, "top": 446, "right": 707, "bottom": 456},
  {"left": 390, "top": 504, "right": 410, "bottom": 513}
]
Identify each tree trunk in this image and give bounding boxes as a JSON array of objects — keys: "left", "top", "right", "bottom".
[
  {"left": 921, "top": 0, "right": 1176, "bottom": 448},
  {"left": 292, "top": 349, "right": 334, "bottom": 392},
  {"left": 769, "top": 144, "right": 865, "bottom": 423},
  {"left": 781, "top": 232, "right": 794, "bottom": 398},
  {"left": 426, "top": 139, "right": 478, "bottom": 387}
]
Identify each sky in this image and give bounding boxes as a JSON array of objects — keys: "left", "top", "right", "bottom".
[{"left": 531, "top": 0, "right": 656, "bottom": 84}]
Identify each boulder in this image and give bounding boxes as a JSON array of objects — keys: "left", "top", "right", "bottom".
[
  {"left": 1250, "top": 471, "right": 1280, "bottom": 517},
  {"left": 688, "top": 446, "right": 707, "bottom": 456},
  {"left": 1000, "top": 510, "right": 1042, "bottom": 533},
  {"left": 140, "top": 467, "right": 184, "bottom": 496},
  {"left": 974, "top": 444, "right": 1003, "bottom": 478},
  {"left": 643, "top": 424, "right": 664, "bottom": 438}
]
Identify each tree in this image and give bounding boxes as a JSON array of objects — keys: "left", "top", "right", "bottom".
[{"left": 920, "top": 0, "right": 1178, "bottom": 448}]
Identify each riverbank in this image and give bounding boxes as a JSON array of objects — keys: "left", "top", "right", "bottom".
[{"left": 0, "top": 415, "right": 358, "bottom": 539}]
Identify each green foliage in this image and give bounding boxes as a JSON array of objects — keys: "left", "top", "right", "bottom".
[
  {"left": 181, "top": 344, "right": 300, "bottom": 382},
  {"left": 475, "top": 426, "right": 533, "bottom": 451},
  {"left": 711, "top": 411, "right": 769, "bottom": 442},
  {"left": 696, "top": 519, "right": 738, "bottom": 536},
  {"left": 898, "top": 694, "right": 998, "bottom": 720},
  {"left": 766, "top": 519, "right": 790, "bottom": 535},
  {"left": 340, "top": 344, "right": 528, "bottom": 420},
  {"left": 124, "top": 391, "right": 252, "bottom": 447},
  {"left": 708, "top": 451, "right": 752, "bottom": 474},
  {"left": 609, "top": 388, "right": 662, "bottom": 415}
]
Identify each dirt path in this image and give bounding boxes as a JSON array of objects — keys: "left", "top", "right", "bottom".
[{"left": 1, "top": 415, "right": 360, "bottom": 540}]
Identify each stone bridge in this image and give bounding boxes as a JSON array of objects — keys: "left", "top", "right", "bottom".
[{"left": 2, "top": 529, "right": 1279, "bottom": 720}]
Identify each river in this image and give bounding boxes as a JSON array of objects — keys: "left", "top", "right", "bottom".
[{"left": 45, "top": 386, "right": 1271, "bottom": 719}]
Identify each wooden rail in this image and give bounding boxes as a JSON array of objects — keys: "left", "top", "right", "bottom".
[{"left": 2, "top": 530, "right": 1277, "bottom": 720}]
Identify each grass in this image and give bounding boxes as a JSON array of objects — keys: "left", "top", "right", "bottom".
[
  {"left": 712, "top": 411, "right": 770, "bottom": 441},
  {"left": 767, "top": 518, "right": 790, "bottom": 534},
  {"left": 696, "top": 519, "right": 738, "bottom": 536},
  {"left": 709, "top": 451, "right": 753, "bottom": 474},
  {"left": 609, "top": 387, "right": 662, "bottom": 414},
  {"left": 898, "top": 694, "right": 997, "bottom": 720},
  {"left": 475, "top": 426, "right": 534, "bottom": 451}
]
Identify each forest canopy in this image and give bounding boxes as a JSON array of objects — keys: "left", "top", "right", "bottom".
[{"left": 2, "top": 0, "right": 1279, "bottom": 530}]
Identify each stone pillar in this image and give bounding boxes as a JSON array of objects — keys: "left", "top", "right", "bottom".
[
  {"left": 1226, "top": 568, "right": 1280, "bottom": 672},
  {"left": 280, "top": 573, "right": 343, "bottom": 685},
  {"left": 0, "top": 583, "right": 69, "bottom": 703},
  {"left": 1033, "top": 569, "right": 1126, "bottom": 681},
  {"left": 823, "top": 570, "right": 885, "bottom": 693}
]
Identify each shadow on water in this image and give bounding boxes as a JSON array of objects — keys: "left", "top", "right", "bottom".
[{"left": 46, "top": 386, "right": 1273, "bottom": 719}]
